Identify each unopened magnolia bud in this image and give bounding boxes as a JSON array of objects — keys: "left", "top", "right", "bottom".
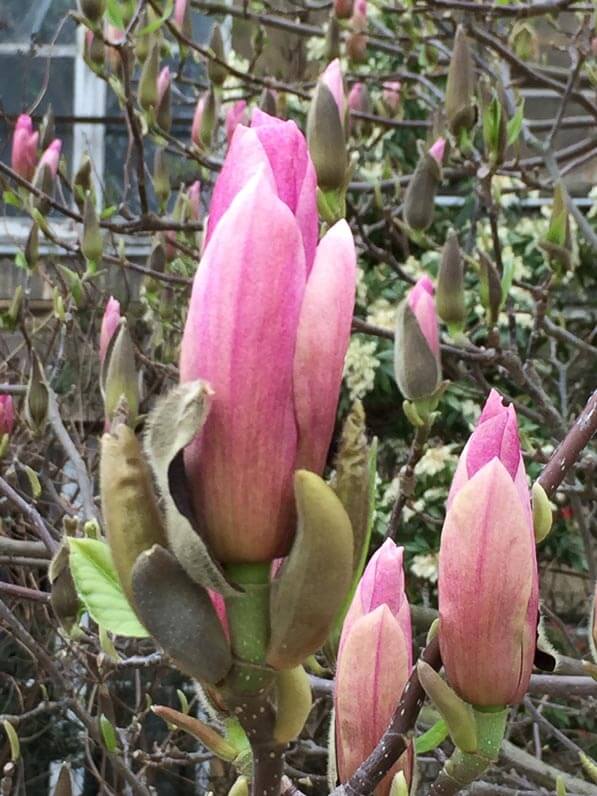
[
  {"left": 73, "top": 154, "right": 93, "bottom": 211},
  {"left": 147, "top": 238, "right": 167, "bottom": 274},
  {"left": 539, "top": 182, "right": 572, "bottom": 273},
  {"left": 101, "top": 318, "right": 139, "bottom": 425},
  {"left": 132, "top": 545, "right": 232, "bottom": 683},
  {"left": 100, "top": 424, "right": 167, "bottom": 603},
  {"left": 325, "top": 15, "right": 341, "bottom": 62},
  {"left": 267, "top": 471, "right": 353, "bottom": 670},
  {"left": 25, "top": 224, "right": 39, "bottom": 269},
  {"left": 25, "top": 355, "right": 49, "bottom": 433},
  {"left": 156, "top": 67, "right": 172, "bottom": 132},
  {"left": 532, "top": 482, "right": 553, "bottom": 543},
  {"left": 153, "top": 149, "right": 170, "bottom": 209},
  {"left": 307, "top": 83, "right": 347, "bottom": 192},
  {"left": 437, "top": 230, "right": 465, "bottom": 330},
  {"left": 273, "top": 666, "right": 312, "bottom": 744},
  {"left": 445, "top": 26, "right": 476, "bottom": 137},
  {"left": 152, "top": 705, "right": 237, "bottom": 760},
  {"left": 78, "top": 0, "right": 105, "bottom": 23},
  {"left": 84, "top": 30, "right": 105, "bottom": 72},
  {"left": 80, "top": 193, "right": 103, "bottom": 265},
  {"left": 403, "top": 141, "right": 444, "bottom": 230},
  {"left": 192, "top": 89, "right": 217, "bottom": 149},
  {"left": 49, "top": 542, "right": 81, "bottom": 635},
  {"left": 138, "top": 42, "right": 159, "bottom": 111},
  {"left": 478, "top": 251, "right": 502, "bottom": 325},
  {"left": 346, "top": 32, "right": 367, "bottom": 64},
  {"left": 417, "top": 660, "right": 478, "bottom": 752},
  {"left": 393, "top": 299, "right": 441, "bottom": 401},
  {"left": 207, "top": 24, "right": 227, "bottom": 86}
]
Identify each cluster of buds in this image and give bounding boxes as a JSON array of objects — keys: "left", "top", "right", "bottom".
[{"left": 96, "top": 111, "right": 359, "bottom": 779}]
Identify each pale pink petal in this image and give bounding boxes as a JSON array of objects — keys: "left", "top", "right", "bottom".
[
  {"left": 180, "top": 172, "right": 306, "bottom": 563},
  {"left": 321, "top": 58, "right": 346, "bottom": 122},
  {"left": 293, "top": 220, "right": 356, "bottom": 474}
]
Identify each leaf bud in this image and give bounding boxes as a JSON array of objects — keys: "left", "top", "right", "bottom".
[
  {"left": 80, "top": 193, "right": 103, "bottom": 267},
  {"left": 307, "top": 83, "right": 347, "bottom": 192},
  {"left": 403, "top": 139, "right": 444, "bottom": 230},
  {"left": 101, "top": 318, "right": 139, "bottom": 426},
  {"left": 478, "top": 251, "right": 502, "bottom": 326},
  {"left": 138, "top": 42, "right": 159, "bottom": 111},
  {"left": 436, "top": 230, "right": 466, "bottom": 332},
  {"left": 273, "top": 666, "right": 312, "bottom": 744},
  {"left": 445, "top": 26, "right": 476, "bottom": 137},
  {"left": 25, "top": 354, "right": 49, "bottom": 434},
  {"left": 152, "top": 149, "right": 171, "bottom": 210},
  {"left": 207, "top": 24, "right": 227, "bottom": 86},
  {"left": 78, "top": 0, "right": 106, "bottom": 24}
]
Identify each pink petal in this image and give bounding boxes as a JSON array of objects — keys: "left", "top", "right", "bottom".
[
  {"left": 466, "top": 408, "right": 520, "bottom": 480},
  {"left": 439, "top": 458, "right": 538, "bottom": 707},
  {"left": 321, "top": 58, "right": 346, "bottom": 122},
  {"left": 180, "top": 172, "right": 306, "bottom": 563},
  {"left": 293, "top": 220, "right": 356, "bottom": 474},
  {"left": 408, "top": 280, "right": 439, "bottom": 357},
  {"left": 99, "top": 296, "right": 121, "bottom": 365}
]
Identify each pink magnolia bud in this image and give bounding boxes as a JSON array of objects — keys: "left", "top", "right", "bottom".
[
  {"left": 320, "top": 58, "right": 346, "bottom": 124},
  {"left": 157, "top": 67, "right": 170, "bottom": 106},
  {"left": 334, "top": 0, "right": 354, "bottom": 18},
  {"left": 180, "top": 172, "right": 356, "bottom": 563},
  {"left": 352, "top": 0, "right": 367, "bottom": 32},
  {"left": 99, "top": 296, "right": 122, "bottom": 366},
  {"left": 439, "top": 389, "right": 539, "bottom": 707},
  {"left": 336, "top": 541, "right": 413, "bottom": 794},
  {"left": 174, "top": 0, "right": 191, "bottom": 34},
  {"left": 187, "top": 180, "right": 201, "bottom": 221},
  {"left": 225, "top": 99, "right": 248, "bottom": 144},
  {"left": 383, "top": 80, "right": 401, "bottom": 115},
  {"left": 38, "top": 139, "right": 62, "bottom": 178},
  {"left": 0, "top": 395, "right": 15, "bottom": 436},
  {"left": 429, "top": 136, "right": 446, "bottom": 165},
  {"left": 408, "top": 276, "right": 440, "bottom": 357},
  {"left": 347, "top": 82, "right": 368, "bottom": 115},
  {"left": 11, "top": 115, "right": 39, "bottom": 181},
  {"left": 205, "top": 109, "right": 318, "bottom": 270}
]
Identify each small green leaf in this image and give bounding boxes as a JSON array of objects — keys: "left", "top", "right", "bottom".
[
  {"left": 507, "top": 101, "right": 525, "bottom": 147},
  {"left": 3, "top": 190, "right": 21, "bottom": 208},
  {"left": 2, "top": 720, "right": 20, "bottom": 761},
  {"left": 415, "top": 719, "right": 449, "bottom": 754},
  {"left": 105, "top": 0, "right": 125, "bottom": 28},
  {"left": 138, "top": 0, "right": 173, "bottom": 34},
  {"left": 100, "top": 205, "right": 117, "bottom": 220},
  {"left": 99, "top": 626, "right": 119, "bottom": 660},
  {"left": 500, "top": 257, "right": 515, "bottom": 305},
  {"left": 68, "top": 538, "right": 149, "bottom": 638},
  {"left": 23, "top": 465, "right": 42, "bottom": 499},
  {"left": 99, "top": 714, "right": 118, "bottom": 752},
  {"left": 14, "top": 251, "right": 28, "bottom": 270}
]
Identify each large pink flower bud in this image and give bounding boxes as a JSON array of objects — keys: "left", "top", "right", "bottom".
[
  {"left": 0, "top": 395, "right": 15, "bottom": 436},
  {"left": 225, "top": 99, "right": 248, "bottom": 144},
  {"left": 99, "top": 296, "right": 122, "bottom": 365},
  {"left": 408, "top": 276, "right": 440, "bottom": 357},
  {"left": 336, "top": 541, "right": 413, "bottom": 794},
  {"left": 12, "top": 115, "right": 39, "bottom": 181},
  {"left": 205, "top": 109, "right": 318, "bottom": 270},
  {"left": 439, "top": 389, "right": 539, "bottom": 707},
  {"left": 180, "top": 170, "right": 356, "bottom": 563}
]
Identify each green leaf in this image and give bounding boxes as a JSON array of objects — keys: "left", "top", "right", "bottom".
[
  {"left": 415, "top": 719, "right": 449, "bottom": 754},
  {"left": 2, "top": 720, "right": 20, "bottom": 761},
  {"left": 23, "top": 465, "right": 42, "bottom": 498},
  {"left": 500, "top": 257, "right": 515, "bottom": 305},
  {"left": 3, "top": 190, "right": 22, "bottom": 209},
  {"left": 100, "top": 205, "right": 117, "bottom": 220},
  {"left": 68, "top": 538, "right": 149, "bottom": 638},
  {"left": 138, "top": 0, "right": 173, "bottom": 35},
  {"left": 14, "top": 251, "right": 28, "bottom": 270},
  {"left": 507, "top": 101, "right": 525, "bottom": 147},
  {"left": 100, "top": 714, "right": 118, "bottom": 752},
  {"left": 105, "top": 0, "right": 125, "bottom": 29},
  {"left": 177, "top": 689, "right": 190, "bottom": 715}
]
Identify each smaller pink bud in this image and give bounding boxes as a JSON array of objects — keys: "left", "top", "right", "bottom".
[
  {"left": 320, "top": 58, "right": 346, "bottom": 122},
  {"left": 429, "top": 136, "right": 446, "bottom": 165},
  {"left": 174, "top": 0, "right": 189, "bottom": 29},
  {"left": 0, "top": 395, "right": 15, "bottom": 436},
  {"left": 157, "top": 66, "right": 171, "bottom": 105},
  {"left": 11, "top": 115, "right": 39, "bottom": 182},
  {"left": 383, "top": 81, "right": 401, "bottom": 114},
  {"left": 408, "top": 276, "right": 439, "bottom": 357},
  {"left": 99, "top": 296, "right": 122, "bottom": 365},
  {"left": 352, "top": 0, "right": 367, "bottom": 32},
  {"left": 225, "top": 100, "right": 248, "bottom": 144},
  {"left": 39, "top": 139, "right": 62, "bottom": 178},
  {"left": 348, "top": 82, "right": 367, "bottom": 114},
  {"left": 187, "top": 180, "right": 201, "bottom": 221}
]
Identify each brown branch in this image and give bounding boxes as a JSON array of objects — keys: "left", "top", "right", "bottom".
[
  {"left": 0, "top": 476, "right": 59, "bottom": 555},
  {"left": 537, "top": 389, "right": 597, "bottom": 497}
]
